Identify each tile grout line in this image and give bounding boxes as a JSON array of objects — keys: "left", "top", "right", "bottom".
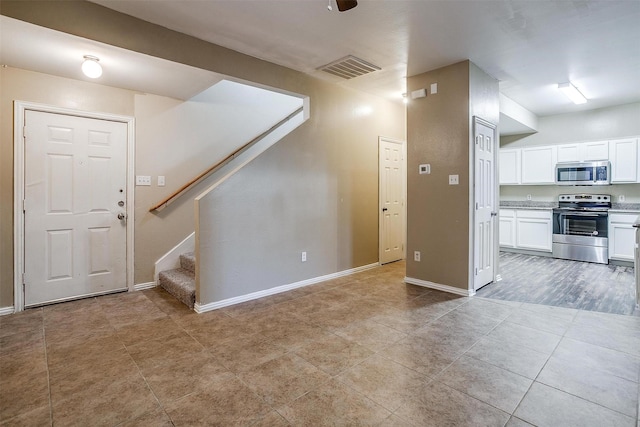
[{"left": 41, "top": 309, "right": 54, "bottom": 427}]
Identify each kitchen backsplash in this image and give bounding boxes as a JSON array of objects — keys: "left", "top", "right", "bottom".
[{"left": 500, "top": 184, "right": 640, "bottom": 204}]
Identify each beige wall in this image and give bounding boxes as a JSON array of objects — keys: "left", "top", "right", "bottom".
[
  {"left": 0, "top": 2, "right": 405, "bottom": 308},
  {"left": 406, "top": 61, "right": 498, "bottom": 291},
  {"left": 197, "top": 84, "right": 402, "bottom": 304}
]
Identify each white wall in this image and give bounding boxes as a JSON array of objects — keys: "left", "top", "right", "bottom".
[
  {"left": 500, "top": 102, "right": 640, "bottom": 203},
  {"left": 501, "top": 102, "right": 640, "bottom": 148}
]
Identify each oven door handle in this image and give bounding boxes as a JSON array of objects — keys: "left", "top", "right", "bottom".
[{"left": 556, "top": 212, "right": 607, "bottom": 217}]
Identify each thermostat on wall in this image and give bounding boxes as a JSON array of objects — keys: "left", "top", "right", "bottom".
[{"left": 419, "top": 164, "right": 431, "bottom": 174}]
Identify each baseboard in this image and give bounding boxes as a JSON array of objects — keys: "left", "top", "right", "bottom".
[
  {"left": 500, "top": 247, "right": 553, "bottom": 258},
  {"left": 404, "top": 276, "right": 475, "bottom": 297},
  {"left": 195, "top": 262, "right": 379, "bottom": 314},
  {"left": 134, "top": 282, "right": 156, "bottom": 291},
  {"left": 0, "top": 306, "right": 15, "bottom": 316}
]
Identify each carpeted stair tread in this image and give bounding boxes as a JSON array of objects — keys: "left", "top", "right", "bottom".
[
  {"left": 180, "top": 252, "right": 196, "bottom": 274},
  {"left": 158, "top": 267, "right": 195, "bottom": 309}
]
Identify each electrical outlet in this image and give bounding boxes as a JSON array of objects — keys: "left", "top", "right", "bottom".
[
  {"left": 135, "top": 175, "right": 151, "bottom": 186},
  {"left": 448, "top": 174, "right": 459, "bottom": 185},
  {"left": 618, "top": 195, "right": 626, "bottom": 202},
  {"left": 527, "top": 194, "right": 532, "bottom": 201},
  {"left": 414, "top": 251, "right": 421, "bottom": 262},
  {"left": 301, "top": 251, "right": 307, "bottom": 262},
  {"left": 158, "top": 176, "right": 165, "bottom": 187}
]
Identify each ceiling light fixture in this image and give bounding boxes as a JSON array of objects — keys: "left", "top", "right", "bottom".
[
  {"left": 558, "top": 82, "right": 587, "bottom": 105},
  {"left": 82, "top": 55, "right": 102, "bottom": 79}
]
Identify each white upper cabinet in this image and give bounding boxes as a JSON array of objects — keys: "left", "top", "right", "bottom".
[
  {"left": 556, "top": 141, "right": 608, "bottom": 163},
  {"left": 499, "top": 149, "right": 521, "bottom": 185},
  {"left": 499, "top": 136, "right": 639, "bottom": 185},
  {"left": 521, "top": 145, "right": 557, "bottom": 184},
  {"left": 582, "top": 141, "right": 609, "bottom": 161},
  {"left": 609, "top": 138, "right": 638, "bottom": 183},
  {"left": 557, "top": 144, "right": 580, "bottom": 163}
]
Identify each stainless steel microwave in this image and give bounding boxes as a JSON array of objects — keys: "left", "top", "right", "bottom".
[{"left": 555, "top": 161, "right": 611, "bottom": 185}]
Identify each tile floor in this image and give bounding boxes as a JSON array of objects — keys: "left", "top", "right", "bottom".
[{"left": 1, "top": 261, "right": 639, "bottom": 426}]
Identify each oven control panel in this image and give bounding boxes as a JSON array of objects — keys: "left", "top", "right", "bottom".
[{"left": 558, "top": 194, "right": 610, "bottom": 202}]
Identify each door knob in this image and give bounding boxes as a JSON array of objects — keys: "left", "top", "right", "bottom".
[
  {"left": 117, "top": 213, "right": 126, "bottom": 220},
  {"left": 490, "top": 212, "right": 498, "bottom": 217},
  {"left": 382, "top": 208, "right": 388, "bottom": 212}
]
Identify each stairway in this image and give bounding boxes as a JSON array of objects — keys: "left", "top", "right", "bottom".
[{"left": 158, "top": 252, "right": 196, "bottom": 309}]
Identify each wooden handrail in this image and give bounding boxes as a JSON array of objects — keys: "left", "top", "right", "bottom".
[{"left": 149, "top": 106, "right": 304, "bottom": 212}]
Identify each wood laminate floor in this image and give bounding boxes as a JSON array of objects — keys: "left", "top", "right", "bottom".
[{"left": 477, "top": 252, "right": 639, "bottom": 316}]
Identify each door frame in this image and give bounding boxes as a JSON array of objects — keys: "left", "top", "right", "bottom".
[
  {"left": 378, "top": 136, "right": 407, "bottom": 264},
  {"left": 470, "top": 116, "right": 499, "bottom": 292},
  {"left": 13, "top": 101, "right": 135, "bottom": 312}
]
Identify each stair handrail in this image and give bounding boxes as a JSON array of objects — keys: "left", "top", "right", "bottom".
[{"left": 149, "top": 106, "right": 304, "bottom": 212}]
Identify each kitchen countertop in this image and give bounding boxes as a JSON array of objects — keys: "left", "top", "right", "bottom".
[
  {"left": 500, "top": 201, "right": 640, "bottom": 212},
  {"left": 499, "top": 201, "right": 556, "bottom": 210}
]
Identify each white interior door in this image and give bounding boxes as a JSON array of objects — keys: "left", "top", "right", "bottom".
[
  {"left": 24, "top": 110, "right": 128, "bottom": 307},
  {"left": 473, "top": 117, "right": 497, "bottom": 291},
  {"left": 379, "top": 138, "right": 405, "bottom": 265}
]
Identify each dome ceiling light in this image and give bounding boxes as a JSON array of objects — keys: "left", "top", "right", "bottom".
[{"left": 82, "top": 55, "right": 102, "bottom": 79}]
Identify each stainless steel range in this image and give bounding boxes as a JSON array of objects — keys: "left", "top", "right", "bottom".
[{"left": 552, "top": 194, "right": 611, "bottom": 264}]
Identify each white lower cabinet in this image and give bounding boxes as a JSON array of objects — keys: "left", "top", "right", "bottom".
[
  {"left": 499, "top": 209, "right": 516, "bottom": 247},
  {"left": 500, "top": 209, "right": 552, "bottom": 252},
  {"left": 608, "top": 213, "right": 639, "bottom": 261}
]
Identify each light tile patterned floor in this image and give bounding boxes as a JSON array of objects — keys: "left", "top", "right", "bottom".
[{"left": 0, "top": 260, "right": 638, "bottom": 426}]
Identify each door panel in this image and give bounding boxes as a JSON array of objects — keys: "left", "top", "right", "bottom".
[
  {"left": 24, "top": 110, "right": 127, "bottom": 307},
  {"left": 380, "top": 139, "right": 405, "bottom": 264},
  {"left": 474, "top": 118, "right": 497, "bottom": 291}
]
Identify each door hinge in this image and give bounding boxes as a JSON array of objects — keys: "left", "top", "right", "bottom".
[
  {"left": 475, "top": 268, "right": 478, "bottom": 276},
  {"left": 23, "top": 125, "right": 27, "bottom": 140},
  {"left": 476, "top": 202, "right": 478, "bottom": 210},
  {"left": 22, "top": 273, "right": 26, "bottom": 285},
  {"left": 22, "top": 199, "right": 26, "bottom": 213}
]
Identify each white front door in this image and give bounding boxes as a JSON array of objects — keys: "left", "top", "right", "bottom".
[
  {"left": 379, "top": 138, "right": 405, "bottom": 265},
  {"left": 473, "top": 117, "right": 497, "bottom": 291},
  {"left": 24, "top": 110, "right": 128, "bottom": 307}
]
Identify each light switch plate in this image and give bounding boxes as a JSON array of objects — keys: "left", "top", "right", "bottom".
[
  {"left": 158, "top": 176, "right": 165, "bottom": 187},
  {"left": 448, "top": 174, "right": 459, "bottom": 185},
  {"left": 136, "top": 175, "right": 151, "bottom": 186},
  {"left": 430, "top": 83, "right": 438, "bottom": 94}
]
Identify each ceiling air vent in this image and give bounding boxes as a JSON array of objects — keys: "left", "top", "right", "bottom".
[{"left": 317, "top": 55, "right": 381, "bottom": 79}]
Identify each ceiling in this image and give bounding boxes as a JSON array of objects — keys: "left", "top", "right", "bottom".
[
  {"left": 0, "top": 16, "right": 225, "bottom": 101},
  {"left": 2, "top": 1, "right": 639, "bottom": 131},
  {"left": 87, "top": 0, "right": 640, "bottom": 118}
]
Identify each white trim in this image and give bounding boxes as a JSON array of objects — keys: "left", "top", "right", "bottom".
[
  {"left": 404, "top": 276, "right": 476, "bottom": 297},
  {"left": 378, "top": 137, "right": 407, "bottom": 264},
  {"left": 134, "top": 282, "right": 156, "bottom": 291},
  {"left": 194, "top": 262, "right": 378, "bottom": 313},
  {"left": 154, "top": 232, "right": 195, "bottom": 285},
  {"left": 13, "top": 101, "right": 135, "bottom": 312},
  {"left": 0, "top": 306, "right": 15, "bottom": 316}
]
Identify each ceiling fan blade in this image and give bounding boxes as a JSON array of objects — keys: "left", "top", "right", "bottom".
[{"left": 336, "top": 0, "right": 357, "bottom": 12}]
